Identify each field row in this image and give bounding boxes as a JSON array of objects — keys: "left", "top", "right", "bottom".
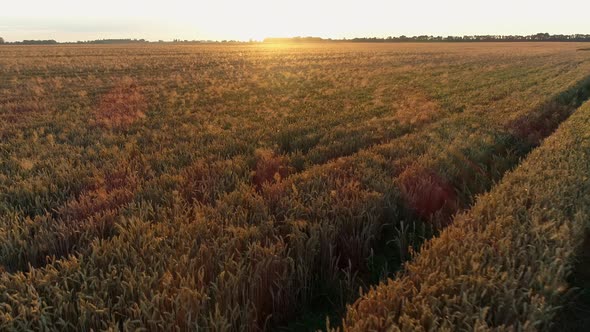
[{"left": 343, "top": 99, "right": 590, "bottom": 331}]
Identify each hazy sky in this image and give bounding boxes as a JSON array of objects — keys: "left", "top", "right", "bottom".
[{"left": 2, "top": 0, "right": 589, "bottom": 42}]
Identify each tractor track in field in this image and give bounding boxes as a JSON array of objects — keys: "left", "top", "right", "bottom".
[{"left": 282, "top": 74, "right": 590, "bottom": 331}]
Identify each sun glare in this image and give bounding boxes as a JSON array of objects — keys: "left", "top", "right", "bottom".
[{"left": 175, "top": 1, "right": 326, "bottom": 41}]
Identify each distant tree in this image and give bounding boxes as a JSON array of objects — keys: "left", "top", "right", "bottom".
[
  {"left": 0, "top": 37, "right": 4, "bottom": 44},
  {"left": 20, "top": 40, "right": 57, "bottom": 45}
]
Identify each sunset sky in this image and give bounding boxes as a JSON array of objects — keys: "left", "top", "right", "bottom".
[{"left": 2, "top": 0, "right": 589, "bottom": 42}]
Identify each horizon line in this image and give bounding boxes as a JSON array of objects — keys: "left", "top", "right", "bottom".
[{"left": 3, "top": 32, "right": 590, "bottom": 44}]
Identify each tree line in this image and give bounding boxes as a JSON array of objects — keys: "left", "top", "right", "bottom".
[
  {"left": 2, "top": 33, "right": 590, "bottom": 45},
  {"left": 346, "top": 33, "right": 590, "bottom": 43},
  {"left": 265, "top": 33, "right": 590, "bottom": 43},
  {"left": 0, "top": 39, "right": 58, "bottom": 45}
]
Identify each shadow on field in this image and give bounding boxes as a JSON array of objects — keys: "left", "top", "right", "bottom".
[
  {"left": 507, "top": 74, "right": 590, "bottom": 147},
  {"left": 397, "top": 73, "right": 590, "bottom": 229},
  {"left": 551, "top": 230, "right": 590, "bottom": 331}
]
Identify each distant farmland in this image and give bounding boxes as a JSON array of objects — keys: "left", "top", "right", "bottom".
[{"left": 1, "top": 42, "right": 590, "bottom": 331}]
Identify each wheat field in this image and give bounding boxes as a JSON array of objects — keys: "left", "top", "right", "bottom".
[{"left": 1, "top": 42, "right": 590, "bottom": 331}]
